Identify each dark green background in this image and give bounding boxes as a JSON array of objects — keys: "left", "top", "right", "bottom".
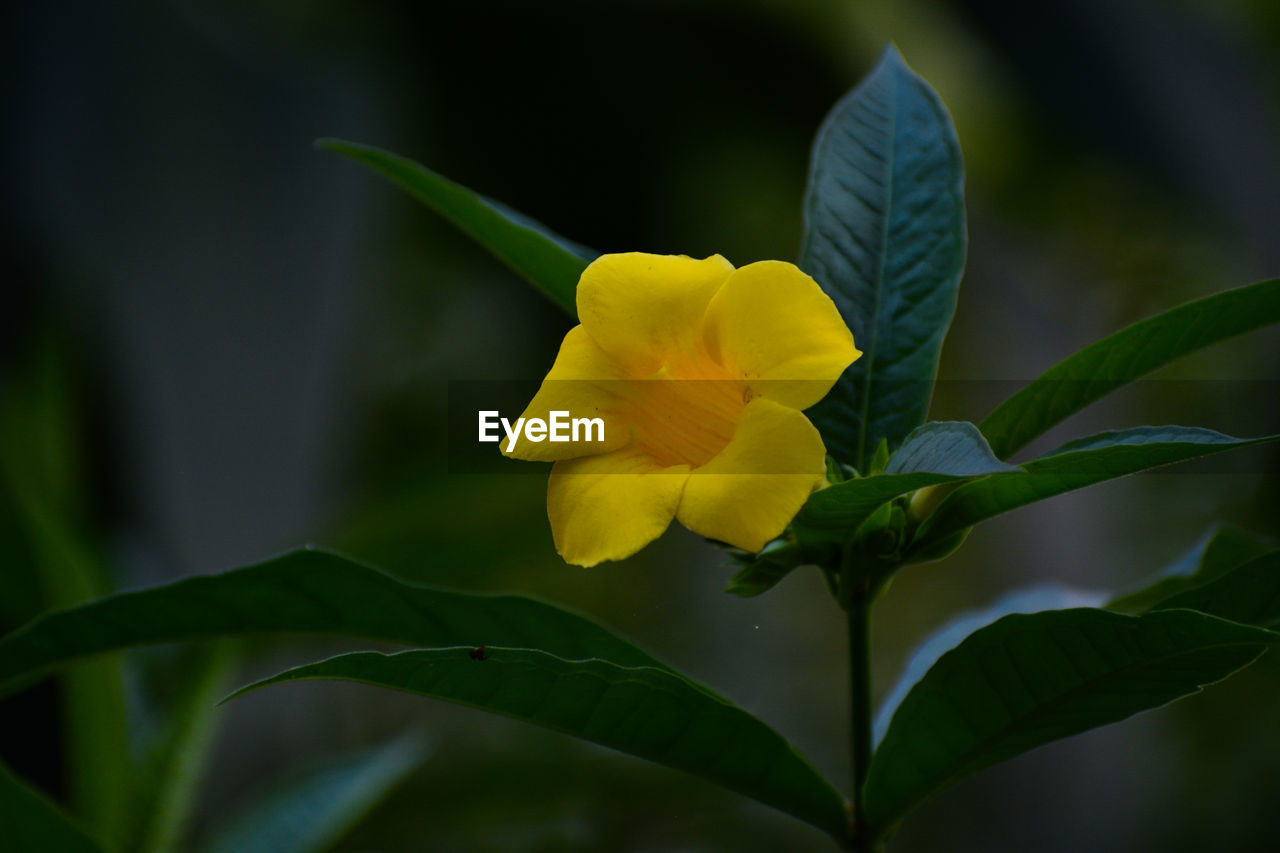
[{"left": 3, "top": 1, "right": 1279, "bottom": 850}]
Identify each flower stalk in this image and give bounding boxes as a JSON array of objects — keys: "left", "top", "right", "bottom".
[{"left": 840, "top": 543, "right": 881, "bottom": 853}]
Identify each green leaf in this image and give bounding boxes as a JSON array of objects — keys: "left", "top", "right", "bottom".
[
  {"left": 1108, "top": 525, "right": 1276, "bottom": 613},
  {"left": 225, "top": 647, "right": 851, "bottom": 841},
  {"left": 319, "top": 138, "right": 594, "bottom": 314},
  {"left": 202, "top": 732, "right": 429, "bottom": 853},
  {"left": 864, "top": 608, "right": 1278, "bottom": 833},
  {"left": 795, "top": 421, "right": 1015, "bottom": 543},
  {"left": 1, "top": 337, "right": 132, "bottom": 845},
  {"left": 868, "top": 439, "right": 890, "bottom": 476},
  {"left": 0, "top": 761, "right": 103, "bottom": 853},
  {"left": 1153, "top": 551, "right": 1280, "bottom": 629},
  {"left": 0, "top": 549, "right": 700, "bottom": 697},
  {"left": 873, "top": 584, "right": 1106, "bottom": 743},
  {"left": 980, "top": 278, "right": 1280, "bottom": 459},
  {"left": 723, "top": 540, "right": 808, "bottom": 597},
  {"left": 128, "top": 643, "right": 238, "bottom": 853},
  {"left": 882, "top": 422, "right": 1019, "bottom": 478},
  {"left": 910, "top": 426, "right": 1279, "bottom": 552},
  {"left": 799, "top": 45, "right": 966, "bottom": 470}
]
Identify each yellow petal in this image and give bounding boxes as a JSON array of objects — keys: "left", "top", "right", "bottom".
[
  {"left": 702, "top": 260, "right": 860, "bottom": 410},
  {"left": 504, "top": 325, "right": 631, "bottom": 462},
  {"left": 577, "top": 252, "right": 735, "bottom": 372},
  {"left": 548, "top": 449, "right": 690, "bottom": 567},
  {"left": 676, "top": 397, "right": 826, "bottom": 552}
]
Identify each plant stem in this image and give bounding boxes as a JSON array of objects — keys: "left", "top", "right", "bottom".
[{"left": 842, "top": 549, "right": 879, "bottom": 852}]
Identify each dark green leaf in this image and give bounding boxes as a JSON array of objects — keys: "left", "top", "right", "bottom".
[
  {"left": 1153, "top": 551, "right": 1280, "bottom": 629},
  {"left": 795, "top": 421, "right": 1015, "bottom": 542},
  {"left": 0, "top": 549, "right": 700, "bottom": 697},
  {"left": 1108, "top": 525, "right": 1276, "bottom": 613},
  {"left": 796, "top": 474, "right": 931, "bottom": 546},
  {"left": 980, "top": 278, "right": 1280, "bottom": 459},
  {"left": 823, "top": 455, "right": 851, "bottom": 484},
  {"left": 799, "top": 45, "right": 966, "bottom": 470},
  {"left": 874, "top": 584, "right": 1106, "bottom": 743},
  {"left": 202, "top": 732, "right": 429, "bottom": 853},
  {"left": 865, "top": 608, "right": 1277, "bottom": 832},
  {"left": 723, "top": 541, "right": 807, "bottom": 597},
  {"left": 0, "top": 762, "right": 102, "bottom": 853},
  {"left": 1, "top": 339, "right": 132, "bottom": 845},
  {"left": 868, "top": 439, "right": 890, "bottom": 476},
  {"left": 129, "top": 643, "right": 238, "bottom": 853},
  {"left": 911, "top": 426, "right": 1279, "bottom": 552},
  {"left": 318, "top": 138, "right": 594, "bottom": 314},
  {"left": 225, "top": 647, "right": 850, "bottom": 840}
]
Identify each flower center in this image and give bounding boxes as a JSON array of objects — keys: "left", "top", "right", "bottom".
[{"left": 623, "top": 356, "right": 745, "bottom": 469}]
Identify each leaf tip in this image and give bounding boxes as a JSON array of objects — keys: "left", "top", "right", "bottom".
[
  {"left": 217, "top": 680, "right": 267, "bottom": 707},
  {"left": 871, "top": 41, "right": 912, "bottom": 79},
  {"left": 314, "top": 137, "right": 367, "bottom": 159}
]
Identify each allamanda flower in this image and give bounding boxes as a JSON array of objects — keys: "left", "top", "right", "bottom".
[{"left": 505, "top": 252, "right": 860, "bottom": 567}]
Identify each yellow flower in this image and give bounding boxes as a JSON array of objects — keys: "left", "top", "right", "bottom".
[{"left": 505, "top": 252, "right": 860, "bottom": 567}]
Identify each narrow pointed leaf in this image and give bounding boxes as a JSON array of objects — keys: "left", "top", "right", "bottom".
[
  {"left": 911, "top": 426, "right": 1279, "bottom": 552},
  {"left": 981, "top": 278, "right": 1280, "bottom": 459},
  {"left": 1, "top": 345, "right": 132, "bottom": 845},
  {"left": 1108, "top": 525, "right": 1275, "bottom": 613},
  {"left": 868, "top": 439, "right": 891, "bottom": 476},
  {"left": 319, "top": 138, "right": 594, "bottom": 314},
  {"left": 225, "top": 647, "right": 850, "bottom": 841},
  {"left": 202, "top": 732, "right": 429, "bottom": 853},
  {"left": 799, "top": 45, "right": 966, "bottom": 470},
  {"left": 795, "top": 421, "right": 1015, "bottom": 541},
  {"left": 129, "top": 643, "right": 238, "bottom": 853},
  {"left": 1154, "top": 551, "right": 1280, "bottom": 629},
  {"left": 0, "top": 549, "right": 696, "bottom": 696},
  {"left": 0, "top": 762, "right": 103, "bottom": 853},
  {"left": 865, "top": 608, "right": 1278, "bottom": 832}
]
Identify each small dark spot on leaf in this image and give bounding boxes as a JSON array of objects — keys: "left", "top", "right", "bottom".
[{"left": 469, "top": 646, "right": 489, "bottom": 661}]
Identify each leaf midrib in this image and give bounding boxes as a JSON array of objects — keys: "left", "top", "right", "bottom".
[{"left": 855, "top": 76, "right": 897, "bottom": 472}]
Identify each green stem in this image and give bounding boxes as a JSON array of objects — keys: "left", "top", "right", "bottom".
[{"left": 841, "top": 548, "right": 880, "bottom": 852}]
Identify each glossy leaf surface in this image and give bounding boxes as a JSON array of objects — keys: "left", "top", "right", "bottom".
[
  {"left": 0, "top": 549, "right": 691, "bottom": 694},
  {"left": 873, "top": 584, "right": 1107, "bottom": 743},
  {"left": 799, "top": 46, "right": 966, "bottom": 469},
  {"left": 226, "top": 647, "right": 851, "bottom": 840},
  {"left": 796, "top": 421, "right": 1015, "bottom": 542},
  {"left": 911, "top": 427, "right": 1278, "bottom": 551},
  {"left": 865, "top": 608, "right": 1277, "bottom": 832}
]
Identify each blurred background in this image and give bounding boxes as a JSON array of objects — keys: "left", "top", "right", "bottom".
[{"left": 2, "top": 0, "right": 1279, "bottom": 850}]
